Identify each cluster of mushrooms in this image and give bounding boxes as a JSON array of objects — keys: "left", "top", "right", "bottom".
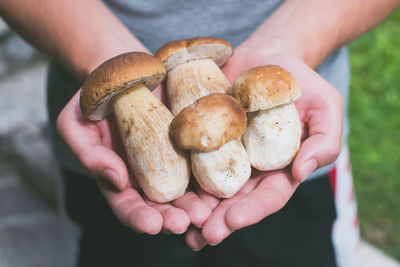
[{"left": 80, "top": 37, "right": 301, "bottom": 203}]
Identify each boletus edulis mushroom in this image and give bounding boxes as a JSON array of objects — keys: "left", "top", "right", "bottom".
[
  {"left": 233, "top": 65, "right": 302, "bottom": 171},
  {"left": 80, "top": 52, "right": 190, "bottom": 203},
  {"left": 170, "top": 93, "right": 251, "bottom": 198},
  {"left": 155, "top": 37, "right": 233, "bottom": 115}
]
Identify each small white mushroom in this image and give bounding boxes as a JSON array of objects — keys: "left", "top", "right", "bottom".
[
  {"left": 157, "top": 37, "right": 250, "bottom": 198},
  {"left": 233, "top": 65, "right": 302, "bottom": 171},
  {"left": 170, "top": 93, "right": 251, "bottom": 198},
  {"left": 80, "top": 52, "right": 190, "bottom": 203}
]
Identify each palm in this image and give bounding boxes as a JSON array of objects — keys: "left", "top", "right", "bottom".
[
  {"left": 57, "top": 87, "right": 212, "bottom": 235},
  {"left": 186, "top": 50, "right": 343, "bottom": 250}
]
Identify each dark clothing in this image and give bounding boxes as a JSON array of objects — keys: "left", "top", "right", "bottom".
[{"left": 63, "top": 168, "right": 337, "bottom": 267}]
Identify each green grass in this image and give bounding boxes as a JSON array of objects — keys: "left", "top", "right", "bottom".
[{"left": 348, "top": 8, "right": 400, "bottom": 259}]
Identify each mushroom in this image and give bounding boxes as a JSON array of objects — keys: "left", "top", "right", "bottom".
[
  {"left": 155, "top": 37, "right": 233, "bottom": 115},
  {"left": 80, "top": 52, "right": 190, "bottom": 203},
  {"left": 232, "top": 65, "right": 302, "bottom": 171},
  {"left": 170, "top": 93, "right": 251, "bottom": 198}
]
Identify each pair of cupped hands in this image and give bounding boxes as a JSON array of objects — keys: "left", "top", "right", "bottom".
[{"left": 57, "top": 43, "right": 343, "bottom": 251}]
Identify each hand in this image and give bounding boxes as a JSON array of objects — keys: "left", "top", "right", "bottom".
[
  {"left": 185, "top": 46, "right": 344, "bottom": 250},
  {"left": 57, "top": 85, "right": 212, "bottom": 235}
]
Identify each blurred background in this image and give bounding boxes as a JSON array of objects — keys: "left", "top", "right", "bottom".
[
  {"left": 0, "top": 8, "right": 399, "bottom": 267},
  {"left": 349, "top": 8, "right": 400, "bottom": 261}
]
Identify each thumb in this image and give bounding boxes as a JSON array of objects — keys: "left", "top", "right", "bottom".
[
  {"left": 292, "top": 98, "right": 343, "bottom": 182},
  {"left": 292, "top": 133, "right": 341, "bottom": 182},
  {"left": 76, "top": 145, "right": 130, "bottom": 190},
  {"left": 57, "top": 90, "right": 129, "bottom": 190}
]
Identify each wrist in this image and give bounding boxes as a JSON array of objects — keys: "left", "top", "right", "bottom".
[
  {"left": 234, "top": 39, "right": 306, "bottom": 69},
  {"left": 237, "top": 0, "right": 345, "bottom": 69},
  {"left": 238, "top": 37, "right": 317, "bottom": 69},
  {"left": 224, "top": 41, "right": 306, "bottom": 84},
  {"left": 72, "top": 42, "right": 150, "bottom": 83}
]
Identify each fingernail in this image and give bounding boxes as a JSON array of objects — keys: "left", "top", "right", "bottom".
[
  {"left": 193, "top": 235, "right": 207, "bottom": 251},
  {"left": 301, "top": 159, "right": 317, "bottom": 181},
  {"left": 104, "top": 169, "right": 122, "bottom": 189}
]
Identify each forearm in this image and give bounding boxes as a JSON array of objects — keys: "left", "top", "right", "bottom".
[
  {"left": 0, "top": 0, "right": 147, "bottom": 81},
  {"left": 243, "top": 0, "right": 400, "bottom": 68}
]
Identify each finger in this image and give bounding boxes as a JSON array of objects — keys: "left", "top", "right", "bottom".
[
  {"left": 201, "top": 178, "right": 260, "bottom": 245},
  {"left": 147, "top": 201, "right": 190, "bottom": 234},
  {"left": 225, "top": 170, "right": 298, "bottom": 231},
  {"left": 78, "top": 145, "right": 130, "bottom": 190},
  {"left": 97, "top": 179, "right": 163, "bottom": 235},
  {"left": 57, "top": 91, "right": 129, "bottom": 190},
  {"left": 195, "top": 185, "right": 221, "bottom": 211},
  {"left": 201, "top": 198, "right": 235, "bottom": 245},
  {"left": 185, "top": 226, "right": 207, "bottom": 251},
  {"left": 292, "top": 87, "right": 344, "bottom": 182},
  {"left": 173, "top": 191, "right": 212, "bottom": 227},
  {"left": 300, "top": 120, "right": 308, "bottom": 142}
]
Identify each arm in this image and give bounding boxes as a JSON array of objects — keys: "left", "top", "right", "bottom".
[
  {"left": 228, "top": 0, "right": 400, "bottom": 181},
  {"left": 243, "top": 0, "right": 400, "bottom": 69},
  {"left": 0, "top": 0, "right": 148, "bottom": 81},
  {"left": 187, "top": 0, "right": 400, "bottom": 250},
  {"left": 0, "top": 0, "right": 211, "bottom": 235}
]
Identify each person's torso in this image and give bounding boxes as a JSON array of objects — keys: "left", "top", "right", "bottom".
[
  {"left": 47, "top": 0, "right": 350, "bottom": 179},
  {"left": 104, "top": 0, "right": 283, "bottom": 52}
]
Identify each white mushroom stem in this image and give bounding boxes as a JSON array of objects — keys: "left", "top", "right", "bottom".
[
  {"left": 191, "top": 139, "right": 251, "bottom": 198},
  {"left": 167, "top": 62, "right": 250, "bottom": 198},
  {"left": 112, "top": 84, "right": 189, "bottom": 203},
  {"left": 167, "top": 58, "right": 231, "bottom": 115},
  {"left": 243, "top": 103, "right": 301, "bottom": 171}
]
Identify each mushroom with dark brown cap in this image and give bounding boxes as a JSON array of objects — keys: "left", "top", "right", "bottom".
[
  {"left": 80, "top": 52, "right": 190, "bottom": 203},
  {"left": 155, "top": 37, "right": 233, "bottom": 115},
  {"left": 170, "top": 93, "right": 251, "bottom": 198},
  {"left": 232, "top": 65, "right": 302, "bottom": 171}
]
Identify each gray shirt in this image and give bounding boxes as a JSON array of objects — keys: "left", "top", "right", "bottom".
[{"left": 47, "top": 0, "right": 350, "bottom": 179}]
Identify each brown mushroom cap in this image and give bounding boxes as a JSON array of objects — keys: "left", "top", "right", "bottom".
[
  {"left": 80, "top": 52, "right": 166, "bottom": 121},
  {"left": 170, "top": 93, "right": 247, "bottom": 152},
  {"left": 155, "top": 37, "right": 233, "bottom": 71},
  {"left": 232, "top": 65, "right": 301, "bottom": 112}
]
